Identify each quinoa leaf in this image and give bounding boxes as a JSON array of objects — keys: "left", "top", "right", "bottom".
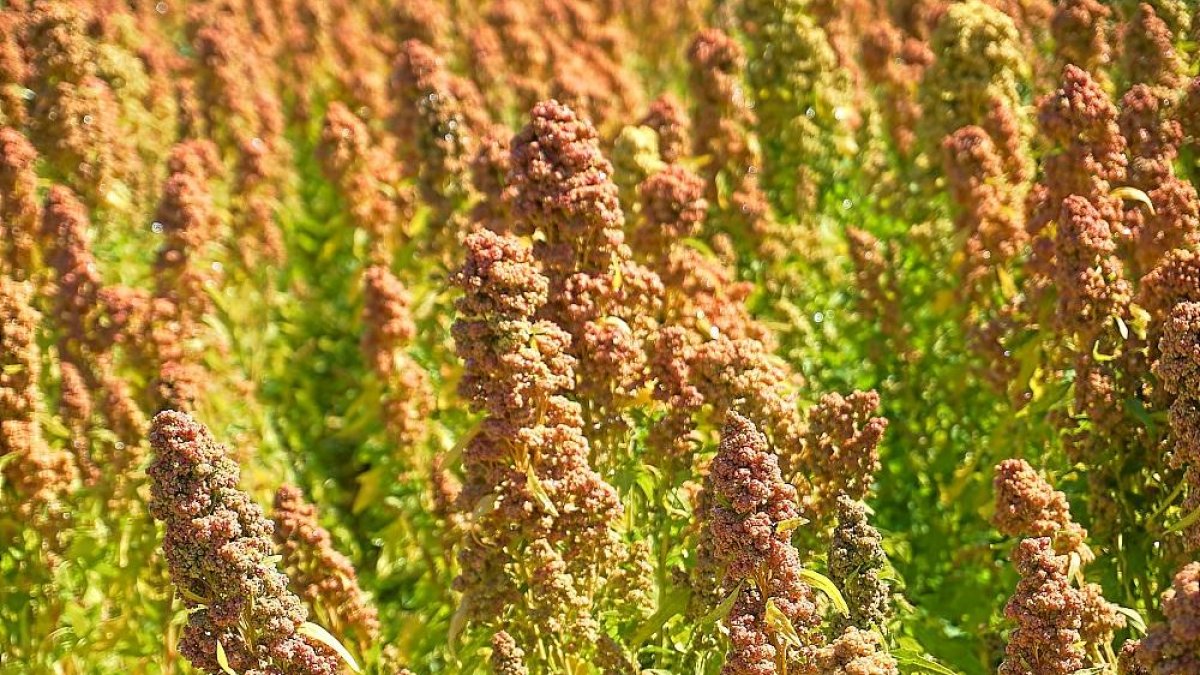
[
  {"left": 1110, "top": 186, "right": 1155, "bottom": 214},
  {"left": 1115, "top": 605, "right": 1147, "bottom": 635},
  {"left": 297, "top": 621, "right": 361, "bottom": 673},
  {"left": 215, "top": 640, "right": 237, "bottom": 675},
  {"left": 700, "top": 580, "right": 744, "bottom": 627},
  {"left": 798, "top": 567, "right": 849, "bottom": 615},
  {"left": 525, "top": 466, "right": 559, "bottom": 517},
  {"left": 892, "top": 649, "right": 961, "bottom": 675},
  {"left": 763, "top": 597, "right": 802, "bottom": 646}
]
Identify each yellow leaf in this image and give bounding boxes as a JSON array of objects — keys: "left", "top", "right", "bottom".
[
  {"left": 775, "top": 516, "right": 809, "bottom": 533},
  {"left": 764, "top": 597, "right": 803, "bottom": 646},
  {"left": 1115, "top": 605, "right": 1148, "bottom": 635},
  {"left": 297, "top": 622, "right": 361, "bottom": 673},
  {"left": 1168, "top": 500, "right": 1200, "bottom": 534},
  {"left": 996, "top": 267, "right": 1018, "bottom": 300},
  {"left": 216, "top": 640, "right": 237, "bottom": 675},
  {"left": 1111, "top": 186, "right": 1156, "bottom": 214},
  {"left": 352, "top": 466, "right": 383, "bottom": 515},
  {"left": 525, "top": 466, "right": 559, "bottom": 517},
  {"left": 601, "top": 316, "right": 632, "bottom": 334}
]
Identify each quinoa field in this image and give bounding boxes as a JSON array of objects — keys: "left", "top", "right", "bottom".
[{"left": 4, "top": 1, "right": 1200, "bottom": 673}]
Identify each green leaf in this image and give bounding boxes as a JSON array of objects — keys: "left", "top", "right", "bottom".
[
  {"left": 798, "top": 567, "right": 849, "bottom": 615},
  {"left": 352, "top": 466, "right": 384, "bottom": 515},
  {"left": 700, "top": 580, "right": 744, "bottom": 627},
  {"left": 892, "top": 648, "right": 962, "bottom": 675},
  {"left": 1115, "top": 605, "right": 1147, "bottom": 635},
  {"left": 216, "top": 640, "right": 237, "bottom": 675},
  {"left": 297, "top": 622, "right": 361, "bottom": 673},
  {"left": 682, "top": 237, "right": 718, "bottom": 260},
  {"left": 447, "top": 599, "right": 469, "bottom": 658},
  {"left": 1167, "top": 499, "right": 1200, "bottom": 534},
  {"left": 631, "top": 586, "right": 691, "bottom": 647}
]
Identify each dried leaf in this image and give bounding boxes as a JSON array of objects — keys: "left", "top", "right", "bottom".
[{"left": 1111, "top": 186, "right": 1156, "bottom": 214}]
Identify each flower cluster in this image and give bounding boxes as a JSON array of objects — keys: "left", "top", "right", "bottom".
[
  {"left": 992, "top": 459, "right": 1087, "bottom": 553},
  {"left": 1132, "top": 562, "right": 1200, "bottom": 673},
  {"left": 829, "top": 496, "right": 892, "bottom": 632},
  {"left": 737, "top": 0, "right": 855, "bottom": 219},
  {"left": 686, "top": 28, "right": 775, "bottom": 256},
  {"left": 0, "top": 275, "right": 76, "bottom": 525},
  {"left": 469, "top": 123, "right": 512, "bottom": 233},
  {"left": 1155, "top": 302, "right": 1200, "bottom": 546},
  {"left": 806, "top": 627, "right": 898, "bottom": 675},
  {"left": 0, "top": 128, "right": 39, "bottom": 278},
  {"left": 0, "top": 12, "right": 25, "bottom": 130},
  {"left": 1121, "top": 3, "right": 1185, "bottom": 92},
  {"left": 272, "top": 484, "right": 379, "bottom": 646},
  {"left": 846, "top": 228, "right": 906, "bottom": 350},
  {"left": 508, "top": 99, "right": 663, "bottom": 432},
  {"left": 450, "top": 229, "right": 625, "bottom": 663},
  {"left": 41, "top": 185, "right": 103, "bottom": 352},
  {"left": 57, "top": 360, "right": 96, "bottom": 485},
  {"left": 1119, "top": 84, "right": 1198, "bottom": 276},
  {"left": 361, "top": 264, "right": 432, "bottom": 449},
  {"left": 186, "top": 7, "right": 288, "bottom": 267},
  {"left": 27, "top": 2, "right": 133, "bottom": 209},
  {"left": 1030, "top": 65, "right": 1126, "bottom": 238},
  {"left": 999, "top": 537, "right": 1087, "bottom": 675},
  {"left": 640, "top": 94, "right": 691, "bottom": 165},
  {"left": 317, "top": 102, "right": 410, "bottom": 262},
  {"left": 919, "top": 2, "right": 1026, "bottom": 156},
  {"left": 860, "top": 23, "right": 932, "bottom": 155},
  {"left": 390, "top": 38, "right": 487, "bottom": 232},
  {"left": 1000, "top": 537, "right": 1124, "bottom": 675},
  {"left": 635, "top": 164, "right": 707, "bottom": 261},
  {"left": 796, "top": 391, "right": 888, "bottom": 524},
  {"left": 942, "top": 125, "right": 1026, "bottom": 303},
  {"left": 702, "top": 412, "right": 822, "bottom": 673},
  {"left": 490, "top": 630, "right": 529, "bottom": 675},
  {"left": 149, "top": 140, "right": 223, "bottom": 411},
  {"left": 1053, "top": 195, "right": 1132, "bottom": 341},
  {"left": 147, "top": 410, "right": 339, "bottom": 675},
  {"left": 1049, "top": 0, "right": 1112, "bottom": 79},
  {"left": 994, "top": 460, "right": 1125, "bottom": 673}
]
